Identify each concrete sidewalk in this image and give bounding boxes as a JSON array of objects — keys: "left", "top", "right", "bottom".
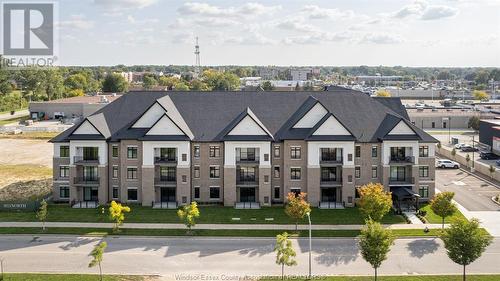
[{"left": 0, "top": 221, "right": 446, "bottom": 230}]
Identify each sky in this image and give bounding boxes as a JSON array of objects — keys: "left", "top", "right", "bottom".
[{"left": 55, "top": 0, "right": 500, "bottom": 67}]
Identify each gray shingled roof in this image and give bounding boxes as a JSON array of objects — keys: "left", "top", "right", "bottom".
[{"left": 51, "top": 90, "right": 437, "bottom": 143}]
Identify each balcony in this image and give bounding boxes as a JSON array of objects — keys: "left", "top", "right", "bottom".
[
  {"left": 320, "top": 177, "right": 342, "bottom": 186},
  {"left": 236, "top": 156, "right": 259, "bottom": 164},
  {"left": 236, "top": 176, "right": 258, "bottom": 186},
  {"left": 389, "top": 155, "right": 415, "bottom": 164},
  {"left": 389, "top": 176, "right": 415, "bottom": 185},
  {"left": 154, "top": 176, "right": 177, "bottom": 186},
  {"left": 320, "top": 156, "right": 343, "bottom": 165},
  {"left": 73, "top": 177, "right": 100, "bottom": 185},
  {"left": 154, "top": 156, "right": 177, "bottom": 164},
  {"left": 73, "top": 156, "right": 99, "bottom": 164}
]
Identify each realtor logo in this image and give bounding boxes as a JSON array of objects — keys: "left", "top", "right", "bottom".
[{"left": 2, "top": 3, "right": 54, "bottom": 56}]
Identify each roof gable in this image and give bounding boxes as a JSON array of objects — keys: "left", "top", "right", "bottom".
[
  {"left": 146, "top": 114, "right": 186, "bottom": 136},
  {"left": 132, "top": 102, "right": 166, "bottom": 128},
  {"left": 292, "top": 102, "right": 328, "bottom": 128},
  {"left": 312, "top": 114, "right": 352, "bottom": 136},
  {"left": 72, "top": 119, "right": 102, "bottom": 135},
  {"left": 228, "top": 115, "right": 267, "bottom": 136},
  {"left": 388, "top": 120, "right": 416, "bottom": 135}
]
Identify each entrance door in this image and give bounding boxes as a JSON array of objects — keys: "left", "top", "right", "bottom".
[
  {"left": 161, "top": 187, "right": 176, "bottom": 202},
  {"left": 321, "top": 188, "right": 336, "bottom": 202},
  {"left": 83, "top": 187, "right": 98, "bottom": 201},
  {"left": 240, "top": 187, "right": 256, "bottom": 202}
]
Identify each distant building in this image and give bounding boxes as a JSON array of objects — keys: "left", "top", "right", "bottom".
[
  {"left": 120, "top": 72, "right": 134, "bottom": 83},
  {"left": 356, "top": 76, "right": 403, "bottom": 86},
  {"left": 479, "top": 119, "right": 500, "bottom": 154},
  {"left": 407, "top": 108, "right": 496, "bottom": 130},
  {"left": 258, "top": 68, "right": 280, "bottom": 80},
  {"left": 290, "top": 69, "right": 312, "bottom": 81}
]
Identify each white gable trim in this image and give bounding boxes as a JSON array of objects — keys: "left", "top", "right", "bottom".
[
  {"left": 146, "top": 115, "right": 186, "bottom": 136},
  {"left": 312, "top": 115, "right": 351, "bottom": 136},
  {"left": 72, "top": 120, "right": 101, "bottom": 135},
  {"left": 132, "top": 102, "right": 166, "bottom": 128},
  {"left": 293, "top": 102, "right": 328, "bottom": 128},
  {"left": 228, "top": 115, "right": 267, "bottom": 136},
  {"left": 388, "top": 120, "right": 416, "bottom": 135}
]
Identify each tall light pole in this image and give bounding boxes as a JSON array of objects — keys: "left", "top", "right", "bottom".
[{"left": 306, "top": 211, "right": 312, "bottom": 279}]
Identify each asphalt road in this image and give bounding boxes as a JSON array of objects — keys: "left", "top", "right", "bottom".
[
  {"left": 436, "top": 168, "right": 500, "bottom": 211},
  {"left": 1, "top": 235, "right": 500, "bottom": 278}
]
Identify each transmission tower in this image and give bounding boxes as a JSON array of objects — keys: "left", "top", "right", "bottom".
[{"left": 194, "top": 36, "right": 201, "bottom": 78}]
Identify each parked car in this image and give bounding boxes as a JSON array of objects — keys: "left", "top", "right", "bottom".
[
  {"left": 496, "top": 160, "right": 500, "bottom": 166},
  {"left": 480, "top": 152, "right": 499, "bottom": 160},
  {"left": 454, "top": 143, "right": 466, "bottom": 149},
  {"left": 436, "top": 159, "right": 460, "bottom": 169},
  {"left": 461, "top": 145, "right": 479, "bottom": 152}
]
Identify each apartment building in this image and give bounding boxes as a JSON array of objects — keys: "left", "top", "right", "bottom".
[{"left": 51, "top": 91, "right": 437, "bottom": 209}]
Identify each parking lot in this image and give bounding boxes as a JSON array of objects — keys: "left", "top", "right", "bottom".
[{"left": 436, "top": 167, "right": 500, "bottom": 211}]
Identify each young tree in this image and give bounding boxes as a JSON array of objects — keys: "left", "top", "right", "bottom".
[
  {"left": 177, "top": 201, "right": 200, "bottom": 233},
  {"left": 451, "top": 148, "right": 456, "bottom": 160},
  {"left": 108, "top": 201, "right": 131, "bottom": 233},
  {"left": 36, "top": 199, "right": 48, "bottom": 231},
  {"left": 489, "top": 165, "right": 496, "bottom": 179},
  {"left": 274, "top": 232, "right": 297, "bottom": 280},
  {"left": 89, "top": 241, "right": 108, "bottom": 281},
  {"left": 465, "top": 154, "right": 470, "bottom": 167},
  {"left": 358, "top": 220, "right": 394, "bottom": 281},
  {"left": 357, "top": 183, "right": 392, "bottom": 222},
  {"left": 468, "top": 116, "right": 480, "bottom": 131},
  {"left": 284, "top": 192, "right": 311, "bottom": 231},
  {"left": 441, "top": 218, "right": 492, "bottom": 281},
  {"left": 375, "top": 89, "right": 391, "bottom": 97},
  {"left": 473, "top": 90, "right": 489, "bottom": 101},
  {"left": 430, "top": 192, "right": 457, "bottom": 229}
]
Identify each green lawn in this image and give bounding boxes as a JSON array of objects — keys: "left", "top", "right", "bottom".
[
  {"left": 0, "top": 115, "right": 28, "bottom": 126},
  {"left": 0, "top": 227, "right": 442, "bottom": 238},
  {"left": 0, "top": 274, "right": 151, "bottom": 281},
  {"left": 420, "top": 204, "right": 466, "bottom": 224},
  {"left": 0, "top": 204, "right": 406, "bottom": 225},
  {"left": 262, "top": 276, "right": 500, "bottom": 281}
]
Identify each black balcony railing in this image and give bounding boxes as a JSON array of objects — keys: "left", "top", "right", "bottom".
[
  {"left": 389, "top": 176, "right": 415, "bottom": 184},
  {"left": 320, "top": 157, "right": 343, "bottom": 164},
  {"left": 74, "top": 177, "right": 100, "bottom": 184},
  {"left": 390, "top": 155, "right": 415, "bottom": 164},
  {"left": 154, "top": 156, "right": 177, "bottom": 163},
  {"left": 154, "top": 177, "right": 177, "bottom": 185},
  {"left": 236, "top": 176, "right": 258, "bottom": 185},
  {"left": 236, "top": 156, "right": 260, "bottom": 163},
  {"left": 73, "top": 156, "right": 99, "bottom": 164}
]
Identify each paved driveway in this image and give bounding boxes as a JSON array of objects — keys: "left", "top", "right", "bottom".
[{"left": 436, "top": 168, "right": 500, "bottom": 211}]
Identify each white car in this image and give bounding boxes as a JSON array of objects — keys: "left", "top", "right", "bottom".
[
  {"left": 454, "top": 143, "right": 466, "bottom": 149},
  {"left": 436, "top": 159, "right": 460, "bottom": 169}
]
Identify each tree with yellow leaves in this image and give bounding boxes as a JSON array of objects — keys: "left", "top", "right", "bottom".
[
  {"left": 108, "top": 201, "right": 131, "bottom": 233},
  {"left": 375, "top": 89, "right": 391, "bottom": 97},
  {"left": 177, "top": 201, "right": 200, "bottom": 234},
  {"left": 473, "top": 90, "right": 489, "bottom": 101},
  {"left": 357, "top": 183, "right": 393, "bottom": 222},
  {"left": 285, "top": 192, "right": 311, "bottom": 231}
]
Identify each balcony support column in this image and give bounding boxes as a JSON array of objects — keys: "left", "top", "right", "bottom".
[
  {"left": 98, "top": 166, "right": 107, "bottom": 205},
  {"left": 341, "top": 166, "right": 355, "bottom": 207},
  {"left": 306, "top": 167, "right": 320, "bottom": 207},
  {"left": 258, "top": 167, "right": 272, "bottom": 206}
]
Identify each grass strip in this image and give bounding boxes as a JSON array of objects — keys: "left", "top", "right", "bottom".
[
  {"left": 262, "top": 276, "right": 500, "bottom": 281},
  {"left": 0, "top": 273, "right": 150, "bottom": 281}
]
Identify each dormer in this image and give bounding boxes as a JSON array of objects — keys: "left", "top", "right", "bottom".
[
  {"left": 216, "top": 107, "right": 273, "bottom": 141},
  {"left": 292, "top": 102, "right": 328, "bottom": 128}
]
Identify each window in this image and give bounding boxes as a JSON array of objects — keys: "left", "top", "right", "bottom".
[
  {"left": 127, "top": 188, "right": 138, "bottom": 201},
  {"left": 236, "top": 148, "right": 257, "bottom": 162},
  {"left": 290, "top": 146, "right": 301, "bottom": 159},
  {"left": 194, "top": 145, "right": 200, "bottom": 158},
  {"left": 274, "top": 187, "right": 280, "bottom": 199},
  {"left": 355, "top": 166, "right": 361, "bottom": 178},
  {"left": 127, "top": 147, "right": 138, "bottom": 159},
  {"left": 112, "top": 186, "right": 119, "bottom": 199},
  {"left": 264, "top": 175, "right": 269, "bottom": 183},
  {"left": 60, "top": 146, "right": 69, "bottom": 158},
  {"left": 348, "top": 175, "right": 353, "bottom": 183},
  {"left": 419, "top": 146, "right": 429, "bottom": 157},
  {"left": 290, "top": 188, "right": 301, "bottom": 197},
  {"left": 355, "top": 146, "right": 361, "bottom": 158},
  {"left": 390, "top": 166, "right": 407, "bottom": 181},
  {"left": 160, "top": 167, "right": 176, "bottom": 181},
  {"left": 371, "top": 166, "right": 378, "bottom": 178},
  {"left": 443, "top": 122, "right": 447, "bottom": 129},
  {"left": 194, "top": 187, "right": 200, "bottom": 199},
  {"left": 194, "top": 166, "right": 200, "bottom": 178},
  {"left": 274, "top": 166, "right": 280, "bottom": 178},
  {"left": 59, "top": 186, "right": 69, "bottom": 199},
  {"left": 209, "top": 146, "right": 220, "bottom": 158},
  {"left": 321, "top": 167, "right": 339, "bottom": 182},
  {"left": 290, "top": 168, "right": 301, "bottom": 180},
  {"left": 264, "top": 153, "right": 269, "bottom": 162},
  {"left": 112, "top": 145, "right": 118, "bottom": 158},
  {"left": 419, "top": 166, "right": 429, "bottom": 178},
  {"left": 210, "top": 187, "right": 220, "bottom": 199},
  {"left": 210, "top": 166, "right": 220, "bottom": 178},
  {"left": 127, "top": 167, "right": 137, "bottom": 179},
  {"left": 371, "top": 146, "right": 378, "bottom": 158},
  {"left": 419, "top": 186, "right": 429, "bottom": 198},
  {"left": 431, "top": 122, "right": 435, "bottom": 128},
  {"left": 348, "top": 153, "right": 352, "bottom": 162},
  {"left": 182, "top": 154, "right": 187, "bottom": 161},
  {"left": 59, "top": 166, "right": 69, "bottom": 178},
  {"left": 274, "top": 146, "right": 280, "bottom": 158},
  {"left": 182, "top": 175, "right": 187, "bottom": 183},
  {"left": 112, "top": 166, "right": 118, "bottom": 179}
]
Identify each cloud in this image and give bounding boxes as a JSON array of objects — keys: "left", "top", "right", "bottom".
[
  {"left": 420, "top": 5, "right": 459, "bottom": 20},
  {"left": 57, "top": 15, "right": 94, "bottom": 30},
  {"left": 361, "top": 33, "right": 404, "bottom": 44},
  {"left": 392, "top": 0, "right": 458, "bottom": 20},
  {"left": 177, "top": 2, "right": 281, "bottom": 18},
  {"left": 127, "top": 15, "right": 159, "bottom": 25},
  {"left": 283, "top": 31, "right": 353, "bottom": 45},
  {"left": 302, "top": 5, "right": 356, "bottom": 20},
  {"left": 93, "top": 0, "right": 158, "bottom": 10},
  {"left": 275, "top": 17, "right": 318, "bottom": 32}
]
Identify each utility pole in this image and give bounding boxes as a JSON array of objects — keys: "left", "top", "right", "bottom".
[{"left": 194, "top": 37, "right": 201, "bottom": 78}]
